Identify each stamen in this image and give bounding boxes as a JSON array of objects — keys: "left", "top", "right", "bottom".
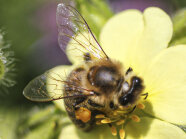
[
  {"left": 131, "top": 115, "right": 140, "bottom": 122},
  {"left": 101, "top": 118, "right": 112, "bottom": 124},
  {"left": 116, "top": 119, "right": 125, "bottom": 125},
  {"left": 119, "top": 129, "right": 125, "bottom": 139},
  {"left": 111, "top": 126, "right": 117, "bottom": 136},
  {"left": 95, "top": 114, "right": 105, "bottom": 119},
  {"left": 137, "top": 103, "right": 145, "bottom": 109}
]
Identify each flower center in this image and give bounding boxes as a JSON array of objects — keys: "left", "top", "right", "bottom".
[{"left": 95, "top": 100, "right": 147, "bottom": 139}]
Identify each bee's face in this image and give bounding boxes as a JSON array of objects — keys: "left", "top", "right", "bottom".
[{"left": 118, "top": 76, "right": 143, "bottom": 107}]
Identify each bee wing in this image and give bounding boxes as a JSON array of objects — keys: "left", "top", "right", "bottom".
[
  {"left": 56, "top": 3, "right": 109, "bottom": 60},
  {"left": 23, "top": 68, "right": 94, "bottom": 102},
  {"left": 23, "top": 70, "right": 65, "bottom": 102}
]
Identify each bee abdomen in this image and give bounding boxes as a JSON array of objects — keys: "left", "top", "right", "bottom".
[{"left": 64, "top": 67, "right": 95, "bottom": 131}]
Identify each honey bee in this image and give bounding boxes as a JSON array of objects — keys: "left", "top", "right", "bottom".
[{"left": 23, "top": 3, "right": 148, "bottom": 138}]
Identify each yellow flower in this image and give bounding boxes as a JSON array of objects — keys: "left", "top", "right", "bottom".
[{"left": 48, "top": 7, "right": 186, "bottom": 139}]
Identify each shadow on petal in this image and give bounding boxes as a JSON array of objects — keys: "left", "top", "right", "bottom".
[
  {"left": 126, "top": 116, "right": 186, "bottom": 139},
  {"left": 125, "top": 101, "right": 154, "bottom": 138}
]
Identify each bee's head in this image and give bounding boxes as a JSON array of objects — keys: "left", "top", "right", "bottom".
[{"left": 118, "top": 76, "right": 144, "bottom": 107}]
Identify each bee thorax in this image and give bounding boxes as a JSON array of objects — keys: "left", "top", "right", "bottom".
[{"left": 87, "top": 65, "right": 121, "bottom": 93}]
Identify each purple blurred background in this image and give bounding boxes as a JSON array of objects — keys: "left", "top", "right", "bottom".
[{"left": 109, "top": 0, "right": 173, "bottom": 14}]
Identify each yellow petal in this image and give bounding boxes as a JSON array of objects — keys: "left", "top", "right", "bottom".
[
  {"left": 47, "top": 65, "right": 73, "bottom": 111},
  {"left": 134, "top": 7, "right": 173, "bottom": 75},
  {"left": 59, "top": 124, "right": 117, "bottom": 139},
  {"left": 143, "top": 45, "right": 186, "bottom": 125},
  {"left": 100, "top": 7, "right": 172, "bottom": 75},
  {"left": 100, "top": 9, "right": 144, "bottom": 69},
  {"left": 125, "top": 117, "right": 186, "bottom": 139}
]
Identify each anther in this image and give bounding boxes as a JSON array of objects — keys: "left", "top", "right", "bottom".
[
  {"left": 116, "top": 119, "right": 125, "bottom": 125},
  {"left": 101, "top": 118, "right": 112, "bottom": 124},
  {"left": 119, "top": 129, "right": 125, "bottom": 139},
  {"left": 131, "top": 115, "right": 140, "bottom": 122},
  {"left": 137, "top": 103, "right": 145, "bottom": 109},
  {"left": 95, "top": 114, "right": 105, "bottom": 119},
  {"left": 111, "top": 126, "right": 117, "bottom": 136}
]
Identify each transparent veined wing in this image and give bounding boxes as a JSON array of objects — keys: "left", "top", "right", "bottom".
[
  {"left": 23, "top": 69, "right": 66, "bottom": 102},
  {"left": 23, "top": 67, "right": 93, "bottom": 102},
  {"left": 56, "top": 3, "right": 109, "bottom": 61}
]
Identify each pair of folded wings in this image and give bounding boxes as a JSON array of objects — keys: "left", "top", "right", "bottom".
[{"left": 23, "top": 4, "right": 109, "bottom": 102}]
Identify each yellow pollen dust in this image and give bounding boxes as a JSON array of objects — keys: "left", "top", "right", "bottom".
[
  {"left": 137, "top": 103, "right": 145, "bottom": 109},
  {"left": 116, "top": 119, "right": 125, "bottom": 125},
  {"left": 111, "top": 126, "right": 117, "bottom": 136},
  {"left": 101, "top": 118, "right": 112, "bottom": 124},
  {"left": 131, "top": 115, "right": 140, "bottom": 122},
  {"left": 119, "top": 129, "right": 125, "bottom": 139}
]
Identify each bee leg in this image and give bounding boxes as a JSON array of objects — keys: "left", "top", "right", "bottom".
[
  {"left": 73, "top": 96, "right": 87, "bottom": 108},
  {"left": 141, "top": 92, "right": 148, "bottom": 100},
  {"left": 127, "top": 105, "right": 136, "bottom": 114},
  {"left": 84, "top": 52, "right": 91, "bottom": 62},
  {"left": 131, "top": 105, "right": 136, "bottom": 113},
  {"left": 87, "top": 99, "right": 104, "bottom": 108}
]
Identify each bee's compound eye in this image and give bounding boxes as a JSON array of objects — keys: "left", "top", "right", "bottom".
[
  {"left": 132, "top": 76, "right": 141, "bottom": 86},
  {"left": 119, "top": 94, "right": 133, "bottom": 106}
]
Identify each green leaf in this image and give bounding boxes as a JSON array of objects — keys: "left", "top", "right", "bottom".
[
  {"left": 17, "top": 105, "right": 69, "bottom": 139},
  {"left": 75, "top": 0, "right": 113, "bottom": 38},
  {"left": 0, "top": 106, "right": 21, "bottom": 139},
  {"left": 171, "top": 0, "right": 186, "bottom": 9},
  {"left": 170, "top": 9, "right": 186, "bottom": 46}
]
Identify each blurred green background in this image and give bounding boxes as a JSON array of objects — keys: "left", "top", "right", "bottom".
[{"left": 0, "top": 0, "right": 185, "bottom": 138}]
